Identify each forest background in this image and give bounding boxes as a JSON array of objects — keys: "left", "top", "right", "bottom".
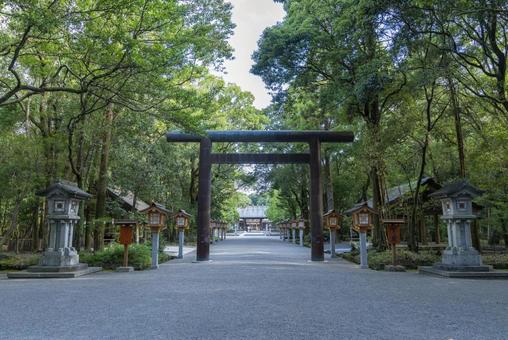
[{"left": 0, "top": 0, "right": 507, "bottom": 253}]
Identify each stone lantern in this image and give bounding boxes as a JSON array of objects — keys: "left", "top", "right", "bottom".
[
  {"left": 420, "top": 180, "right": 507, "bottom": 278},
  {"left": 348, "top": 203, "right": 377, "bottom": 269},
  {"left": 218, "top": 221, "right": 223, "bottom": 241},
  {"left": 280, "top": 221, "right": 286, "bottom": 242},
  {"left": 174, "top": 209, "right": 191, "bottom": 259},
  {"left": 210, "top": 220, "right": 217, "bottom": 244},
  {"left": 324, "top": 210, "right": 342, "bottom": 258},
  {"left": 290, "top": 219, "right": 297, "bottom": 244},
  {"left": 8, "top": 180, "right": 101, "bottom": 278},
  {"left": 285, "top": 221, "right": 291, "bottom": 242},
  {"left": 297, "top": 218, "right": 306, "bottom": 247},
  {"left": 141, "top": 202, "right": 169, "bottom": 269},
  {"left": 222, "top": 222, "right": 227, "bottom": 240}
]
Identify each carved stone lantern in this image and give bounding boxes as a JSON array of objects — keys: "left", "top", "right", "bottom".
[
  {"left": 210, "top": 220, "right": 218, "bottom": 244},
  {"left": 221, "top": 222, "right": 227, "bottom": 240},
  {"left": 324, "top": 210, "right": 342, "bottom": 258},
  {"left": 8, "top": 180, "right": 101, "bottom": 278},
  {"left": 420, "top": 180, "right": 500, "bottom": 277},
  {"left": 351, "top": 204, "right": 376, "bottom": 233},
  {"left": 290, "top": 219, "right": 297, "bottom": 244},
  {"left": 216, "top": 221, "right": 221, "bottom": 241},
  {"left": 175, "top": 210, "right": 190, "bottom": 229},
  {"left": 281, "top": 221, "right": 286, "bottom": 242},
  {"left": 348, "top": 203, "right": 377, "bottom": 269},
  {"left": 298, "top": 218, "right": 306, "bottom": 247},
  {"left": 286, "top": 221, "right": 291, "bottom": 241},
  {"left": 141, "top": 202, "right": 169, "bottom": 269},
  {"left": 174, "top": 209, "right": 191, "bottom": 259}
]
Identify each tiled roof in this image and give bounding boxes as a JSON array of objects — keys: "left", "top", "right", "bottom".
[
  {"left": 346, "top": 177, "right": 437, "bottom": 213},
  {"left": 37, "top": 180, "right": 92, "bottom": 199},
  {"left": 237, "top": 206, "right": 268, "bottom": 218},
  {"left": 153, "top": 202, "right": 170, "bottom": 213},
  {"left": 429, "top": 180, "right": 485, "bottom": 199},
  {"left": 107, "top": 188, "right": 150, "bottom": 212}
]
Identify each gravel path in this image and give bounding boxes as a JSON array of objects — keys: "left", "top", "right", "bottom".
[{"left": 1, "top": 235, "right": 507, "bottom": 340}]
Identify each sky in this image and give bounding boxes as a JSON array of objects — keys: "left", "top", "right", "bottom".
[{"left": 220, "top": 0, "right": 285, "bottom": 109}]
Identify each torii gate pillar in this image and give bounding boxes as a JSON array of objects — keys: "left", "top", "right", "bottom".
[{"left": 166, "top": 130, "right": 354, "bottom": 262}]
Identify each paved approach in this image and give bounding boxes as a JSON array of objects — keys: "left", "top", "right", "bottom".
[{"left": 1, "top": 235, "right": 507, "bottom": 340}]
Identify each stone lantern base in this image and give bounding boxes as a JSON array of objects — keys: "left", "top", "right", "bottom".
[
  {"left": 419, "top": 247, "right": 508, "bottom": 279},
  {"left": 7, "top": 264, "right": 101, "bottom": 279},
  {"left": 432, "top": 247, "right": 490, "bottom": 271},
  {"left": 39, "top": 247, "right": 80, "bottom": 267},
  {"left": 7, "top": 247, "right": 101, "bottom": 279}
]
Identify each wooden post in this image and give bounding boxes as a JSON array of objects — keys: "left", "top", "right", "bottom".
[
  {"left": 309, "top": 138, "right": 324, "bottom": 261},
  {"left": 421, "top": 218, "right": 428, "bottom": 245},
  {"left": 123, "top": 244, "right": 129, "bottom": 267},
  {"left": 330, "top": 229, "right": 336, "bottom": 258},
  {"left": 434, "top": 214, "right": 440, "bottom": 244},
  {"left": 392, "top": 244, "right": 396, "bottom": 266},
  {"left": 197, "top": 138, "right": 212, "bottom": 261}
]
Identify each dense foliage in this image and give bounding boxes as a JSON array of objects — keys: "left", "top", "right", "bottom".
[
  {"left": 253, "top": 0, "right": 508, "bottom": 250},
  {"left": 0, "top": 0, "right": 264, "bottom": 252},
  {"left": 79, "top": 243, "right": 170, "bottom": 270},
  {"left": 0, "top": 0, "right": 507, "bottom": 254}
]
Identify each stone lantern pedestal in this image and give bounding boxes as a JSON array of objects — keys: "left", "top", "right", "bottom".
[
  {"left": 8, "top": 180, "right": 101, "bottom": 279},
  {"left": 419, "top": 180, "right": 508, "bottom": 279}
]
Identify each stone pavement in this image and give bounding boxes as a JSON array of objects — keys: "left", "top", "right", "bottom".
[
  {"left": 164, "top": 245, "right": 196, "bottom": 256},
  {"left": 1, "top": 235, "right": 507, "bottom": 340}
]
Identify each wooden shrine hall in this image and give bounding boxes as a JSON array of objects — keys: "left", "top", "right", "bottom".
[{"left": 237, "top": 206, "right": 270, "bottom": 231}]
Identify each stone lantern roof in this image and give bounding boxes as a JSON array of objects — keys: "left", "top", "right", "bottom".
[
  {"left": 140, "top": 201, "right": 171, "bottom": 215},
  {"left": 36, "top": 180, "right": 92, "bottom": 200},
  {"left": 429, "top": 179, "right": 485, "bottom": 199}
]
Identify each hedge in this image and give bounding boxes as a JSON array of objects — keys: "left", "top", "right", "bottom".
[{"left": 79, "top": 243, "right": 173, "bottom": 270}]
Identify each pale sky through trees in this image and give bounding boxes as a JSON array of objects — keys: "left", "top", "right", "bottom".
[{"left": 221, "top": 0, "right": 285, "bottom": 109}]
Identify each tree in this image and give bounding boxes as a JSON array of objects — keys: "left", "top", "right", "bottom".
[{"left": 252, "top": 0, "right": 410, "bottom": 250}]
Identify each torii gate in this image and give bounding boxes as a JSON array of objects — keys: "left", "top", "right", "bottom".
[{"left": 166, "top": 130, "right": 354, "bottom": 262}]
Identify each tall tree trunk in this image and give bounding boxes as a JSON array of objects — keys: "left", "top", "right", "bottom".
[
  {"left": 501, "top": 219, "right": 508, "bottom": 249},
  {"left": 94, "top": 104, "right": 114, "bottom": 251},
  {"left": 409, "top": 134, "right": 428, "bottom": 252},
  {"left": 84, "top": 178, "right": 95, "bottom": 250},
  {"left": 73, "top": 128, "right": 86, "bottom": 250},
  {"left": 324, "top": 151, "right": 334, "bottom": 212},
  {"left": 447, "top": 77, "right": 466, "bottom": 177},
  {"left": 189, "top": 155, "right": 199, "bottom": 206},
  {"left": 371, "top": 165, "right": 386, "bottom": 250},
  {"left": 31, "top": 202, "right": 39, "bottom": 252},
  {"left": 0, "top": 197, "right": 21, "bottom": 248}
]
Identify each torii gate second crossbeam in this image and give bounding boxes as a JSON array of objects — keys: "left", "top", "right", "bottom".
[{"left": 166, "top": 130, "right": 354, "bottom": 262}]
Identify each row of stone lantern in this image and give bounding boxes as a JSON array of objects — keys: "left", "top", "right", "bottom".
[
  {"left": 276, "top": 219, "right": 306, "bottom": 246},
  {"left": 210, "top": 220, "right": 228, "bottom": 244},
  {"left": 273, "top": 206, "right": 402, "bottom": 267},
  {"left": 117, "top": 205, "right": 192, "bottom": 270}
]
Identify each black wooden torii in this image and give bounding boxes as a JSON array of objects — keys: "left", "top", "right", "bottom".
[{"left": 166, "top": 130, "right": 354, "bottom": 261}]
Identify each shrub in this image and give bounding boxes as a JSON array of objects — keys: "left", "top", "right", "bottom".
[
  {"left": 80, "top": 243, "right": 173, "bottom": 270},
  {"left": 0, "top": 253, "right": 40, "bottom": 270},
  {"left": 482, "top": 253, "right": 508, "bottom": 269},
  {"left": 341, "top": 249, "right": 440, "bottom": 270}
]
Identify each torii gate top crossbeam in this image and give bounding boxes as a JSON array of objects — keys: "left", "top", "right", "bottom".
[
  {"left": 166, "top": 130, "right": 354, "bottom": 143},
  {"left": 165, "top": 129, "right": 355, "bottom": 262}
]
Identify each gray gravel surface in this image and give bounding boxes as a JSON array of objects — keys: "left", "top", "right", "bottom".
[{"left": 1, "top": 236, "right": 507, "bottom": 340}]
